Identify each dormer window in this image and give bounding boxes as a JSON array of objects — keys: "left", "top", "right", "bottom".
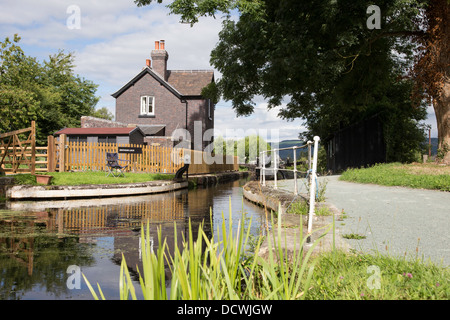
[{"left": 140, "top": 96, "right": 155, "bottom": 116}]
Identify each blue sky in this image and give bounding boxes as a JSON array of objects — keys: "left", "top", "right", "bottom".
[{"left": 0, "top": 0, "right": 437, "bottom": 140}]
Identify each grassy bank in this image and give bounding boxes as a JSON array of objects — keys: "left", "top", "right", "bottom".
[
  {"left": 13, "top": 171, "right": 175, "bottom": 186},
  {"left": 306, "top": 250, "right": 449, "bottom": 299},
  {"left": 340, "top": 163, "right": 450, "bottom": 191}
]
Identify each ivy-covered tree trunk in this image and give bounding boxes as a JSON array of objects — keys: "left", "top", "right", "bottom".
[
  {"left": 435, "top": 1, "right": 450, "bottom": 163},
  {"left": 434, "top": 80, "right": 450, "bottom": 163},
  {"left": 414, "top": 0, "right": 450, "bottom": 163}
]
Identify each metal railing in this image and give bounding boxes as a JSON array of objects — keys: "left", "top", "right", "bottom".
[{"left": 258, "top": 136, "right": 320, "bottom": 236}]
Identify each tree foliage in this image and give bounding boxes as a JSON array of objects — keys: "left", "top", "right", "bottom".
[
  {"left": 214, "top": 134, "right": 270, "bottom": 163},
  {"left": 137, "top": 0, "right": 449, "bottom": 163},
  {"left": 0, "top": 35, "right": 99, "bottom": 145}
]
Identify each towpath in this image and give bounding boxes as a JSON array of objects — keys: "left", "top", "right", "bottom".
[{"left": 268, "top": 175, "right": 450, "bottom": 266}]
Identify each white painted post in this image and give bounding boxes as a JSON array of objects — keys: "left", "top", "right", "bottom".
[
  {"left": 293, "top": 146, "right": 298, "bottom": 195},
  {"left": 273, "top": 149, "right": 278, "bottom": 190},
  {"left": 307, "top": 136, "right": 320, "bottom": 241},
  {"left": 259, "top": 152, "right": 262, "bottom": 184},
  {"left": 262, "top": 151, "right": 266, "bottom": 186},
  {"left": 307, "top": 140, "right": 312, "bottom": 171}
]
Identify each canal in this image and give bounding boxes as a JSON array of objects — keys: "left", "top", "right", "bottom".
[{"left": 0, "top": 178, "right": 267, "bottom": 300}]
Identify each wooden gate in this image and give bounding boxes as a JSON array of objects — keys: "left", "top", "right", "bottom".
[{"left": 0, "top": 121, "right": 36, "bottom": 174}]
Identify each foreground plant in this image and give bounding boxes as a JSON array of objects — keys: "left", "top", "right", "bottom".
[{"left": 83, "top": 200, "right": 330, "bottom": 300}]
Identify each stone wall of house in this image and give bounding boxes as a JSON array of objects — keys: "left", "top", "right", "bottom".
[
  {"left": 186, "top": 99, "right": 214, "bottom": 151},
  {"left": 115, "top": 72, "right": 186, "bottom": 136},
  {"left": 115, "top": 72, "right": 213, "bottom": 150}
]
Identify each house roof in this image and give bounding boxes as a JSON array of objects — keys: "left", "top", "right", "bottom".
[
  {"left": 54, "top": 127, "right": 144, "bottom": 136},
  {"left": 111, "top": 67, "right": 214, "bottom": 99},
  {"left": 166, "top": 70, "right": 214, "bottom": 96}
]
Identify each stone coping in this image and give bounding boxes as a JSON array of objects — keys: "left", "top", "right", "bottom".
[
  {"left": 242, "top": 180, "right": 350, "bottom": 260},
  {"left": 6, "top": 180, "right": 188, "bottom": 200}
]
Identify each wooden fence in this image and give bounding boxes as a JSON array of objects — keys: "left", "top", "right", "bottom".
[
  {"left": 47, "top": 135, "right": 239, "bottom": 174},
  {"left": 0, "top": 121, "right": 36, "bottom": 174},
  {"left": 1, "top": 125, "right": 239, "bottom": 175}
]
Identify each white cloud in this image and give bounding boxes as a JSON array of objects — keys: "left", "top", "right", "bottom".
[
  {"left": 0, "top": 0, "right": 304, "bottom": 141},
  {"left": 214, "top": 102, "right": 307, "bottom": 142}
]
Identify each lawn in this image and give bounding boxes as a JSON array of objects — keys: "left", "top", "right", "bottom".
[
  {"left": 13, "top": 171, "right": 175, "bottom": 186},
  {"left": 339, "top": 162, "right": 450, "bottom": 192}
]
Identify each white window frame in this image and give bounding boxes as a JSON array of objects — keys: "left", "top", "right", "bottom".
[{"left": 140, "top": 96, "right": 155, "bottom": 116}]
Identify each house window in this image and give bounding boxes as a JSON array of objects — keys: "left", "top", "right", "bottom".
[{"left": 140, "top": 96, "right": 155, "bottom": 116}]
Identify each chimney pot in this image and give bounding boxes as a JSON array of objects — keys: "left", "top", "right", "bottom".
[
  {"left": 146, "top": 59, "right": 151, "bottom": 67},
  {"left": 155, "top": 41, "right": 160, "bottom": 50},
  {"left": 160, "top": 40, "right": 165, "bottom": 50}
]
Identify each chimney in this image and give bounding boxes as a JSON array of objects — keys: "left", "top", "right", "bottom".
[
  {"left": 146, "top": 59, "right": 151, "bottom": 68},
  {"left": 151, "top": 39, "right": 169, "bottom": 81}
]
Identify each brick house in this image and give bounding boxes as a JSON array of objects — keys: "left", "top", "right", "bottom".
[{"left": 111, "top": 40, "right": 215, "bottom": 150}]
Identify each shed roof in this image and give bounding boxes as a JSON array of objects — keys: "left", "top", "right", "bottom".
[
  {"left": 138, "top": 125, "right": 166, "bottom": 136},
  {"left": 54, "top": 127, "right": 143, "bottom": 136}
]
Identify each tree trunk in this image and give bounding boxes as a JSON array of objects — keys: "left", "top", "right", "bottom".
[
  {"left": 425, "top": 0, "right": 450, "bottom": 164},
  {"left": 434, "top": 0, "right": 450, "bottom": 164},
  {"left": 434, "top": 80, "right": 450, "bottom": 164}
]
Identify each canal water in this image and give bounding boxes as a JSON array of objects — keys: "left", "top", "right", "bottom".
[{"left": 0, "top": 178, "right": 267, "bottom": 300}]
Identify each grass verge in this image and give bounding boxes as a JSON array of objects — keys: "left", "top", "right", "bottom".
[
  {"left": 305, "top": 250, "right": 449, "bottom": 299},
  {"left": 339, "top": 162, "right": 450, "bottom": 191},
  {"left": 12, "top": 171, "right": 175, "bottom": 186}
]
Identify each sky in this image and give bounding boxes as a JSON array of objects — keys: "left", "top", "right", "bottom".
[{"left": 0, "top": 0, "right": 438, "bottom": 140}]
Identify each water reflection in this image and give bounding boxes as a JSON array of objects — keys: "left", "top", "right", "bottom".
[{"left": 0, "top": 179, "right": 266, "bottom": 300}]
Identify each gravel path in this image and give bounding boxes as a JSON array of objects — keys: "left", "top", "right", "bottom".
[{"left": 269, "top": 175, "right": 450, "bottom": 266}]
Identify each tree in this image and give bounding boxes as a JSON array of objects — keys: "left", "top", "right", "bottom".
[
  {"left": 411, "top": 0, "right": 450, "bottom": 163},
  {"left": 0, "top": 35, "right": 99, "bottom": 144},
  {"left": 135, "top": 0, "right": 449, "bottom": 163},
  {"left": 214, "top": 134, "right": 270, "bottom": 163},
  {"left": 92, "top": 107, "right": 114, "bottom": 120}
]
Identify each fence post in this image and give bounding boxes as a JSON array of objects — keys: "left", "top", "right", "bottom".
[
  {"left": 30, "top": 121, "right": 36, "bottom": 174},
  {"left": 307, "top": 136, "right": 320, "bottom": 242},
  {"left": 59, "top": 134, "right": 66, "bottom": 172},
  {"left": 293, "top": 146, "right": 298, "bottom": 195},
  {"left": 47, "top": 135, "right": 55, "bottom": 172}
]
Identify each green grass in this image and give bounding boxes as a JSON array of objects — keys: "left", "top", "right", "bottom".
[
  {"left": 340, "top": 162, "right": 450, "bottom": 191},
  {"left": 12, "top": 171, "right": 175, "bottom": 186},
  {"left": 342, "top": 233, "right": 366, "bottom": 240},
  {"left": 305, "top": 250, "right": 449, "bottom": 300},
  {"left": 287, "top": 199, "right": 331, "bottom": 216}
]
